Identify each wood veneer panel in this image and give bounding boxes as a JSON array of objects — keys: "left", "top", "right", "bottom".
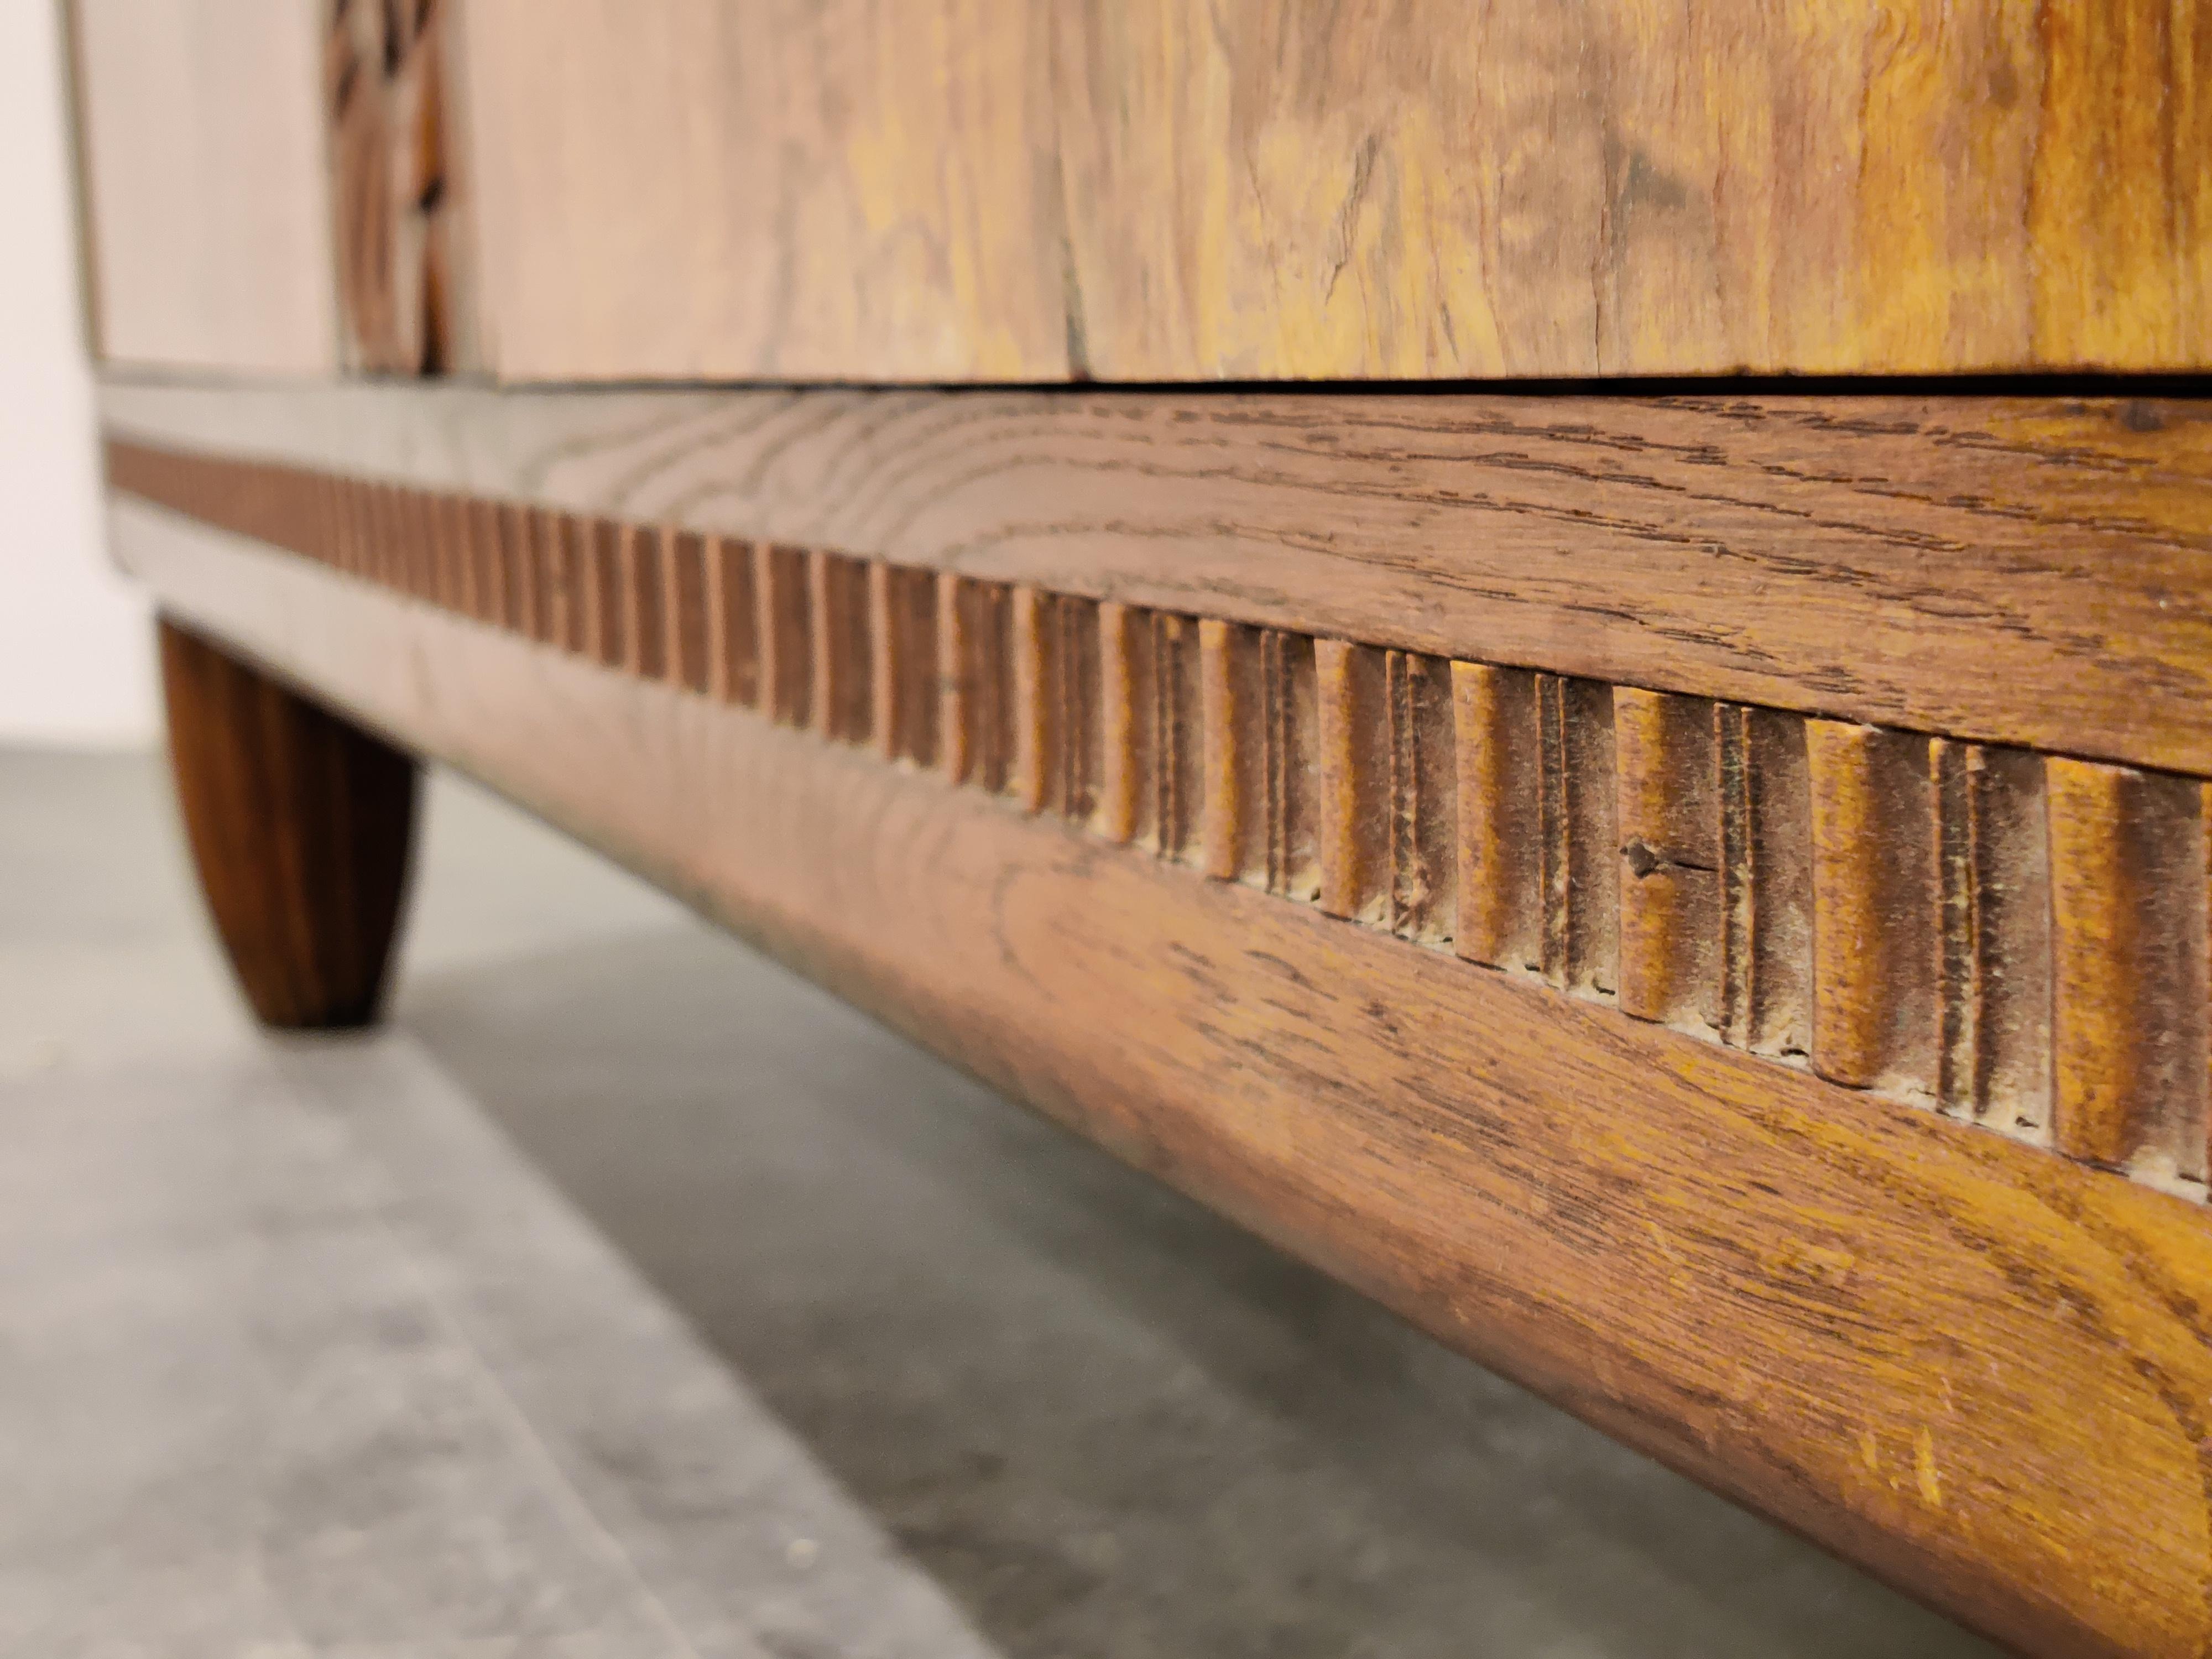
[
  {"left": 98, "top": 379, "right": 2212, "bottom": 779},
  {"left": 448, "top": 0, "right": 2211, "bottom": 380},
  {"left": 109, "top": 502, "right": 2212, "bottom": 1658},
  {"left": 451, "top": 0, "right": 1066, "bottom": 383},
  {"left": 69, "top": 0, "right": 339, "bottom": 372}
]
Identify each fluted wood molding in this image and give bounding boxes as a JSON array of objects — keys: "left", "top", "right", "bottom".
[{"left": 108, "top": 437, "right": 2212, "bottom": 1204}]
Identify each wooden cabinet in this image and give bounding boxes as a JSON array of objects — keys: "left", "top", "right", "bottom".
[{"left": 71, "top": 6, "right": 2212, "bottom": 1653}]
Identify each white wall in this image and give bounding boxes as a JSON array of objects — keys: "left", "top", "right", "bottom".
[{"left": 0, "top": 0, "right": 156, "bottom": 749}]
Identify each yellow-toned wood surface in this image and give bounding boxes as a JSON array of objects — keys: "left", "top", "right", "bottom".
[
  {"left": 96, "top": 377, "right": 2212, "bottom": 778},
  {"left": 69, "top": 0, "right": 338, "bottom": 373},
  {"left": 451, "top": 0, "right": 2212, "bottom": 382}
]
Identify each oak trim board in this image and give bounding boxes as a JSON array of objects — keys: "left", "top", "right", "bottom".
[
  {"left": 98, "top": 377, "right": 2212, "bottom": 779},
  {"left": 106, "top": 438, "right": 2212, "bottom": 1205},
  {"left": 113, "top": 497, "right": 2212, "bottom": 1659}
]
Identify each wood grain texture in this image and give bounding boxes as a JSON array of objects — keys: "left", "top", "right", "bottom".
[
  {"left": 706, "top": 534, "right": 758, "bottom": 708},
  {"left": 869, "top": 561, "right": 940, "bottom": 767},
  {"left": 1206, "top": 623, "right": 1322, "bottom": 895},
  {"left": 109, "top": 436, "right": 2212, "bottom": 1212},
  {"left": 938, "top": 575, "right": 1013, "bottom": 793},
  {"left": 1259, "top": 630, "right": 1320, "bottom": 902},
  {"left": 1010, "top": 586, "right": 1051, "bottom": 812},
  {"left": 70, "top": 0, "right": 338, "bottom": 371},
  {"left": 2049, "top": 759, "right": 2211, "bottom": 1183},
  {"left": 1933, "top": 742, "right": 2053, "bottom": 1134},
  {"left": 327, "top": 0, "right": 471, "bottom": 372},
  {"left": 664, "top": 529, "right": 709, "bottom": 695},
  {"left": 622, "top": 524, "right": 667, "bottom": 682},
  {"left": 585, "top": 519, "right": 625, "bottom": 672},
  {"left": 1616, "top": 688, "right": 1721, "bottom": 1031},
  {"left": 451, "top": 0, "right": 1066, "bottom": 383},
  {"left": 1721, "top": 707, "right": 1814, "bottom": 1059},
  {"left": 97, "top": 377, "right": 2212, "bottom": 779},
  {"left": 1316, "top": 639, "right": 1389, "bottom": 923},
  {"left": 1385, "top": 651, "right": 1457, "bottom": 944},
  {"left": 158, "top": 616, "right": 417, "bottom": 1028},
  {"left": 1452, "top": 662, "right": 1540, "bottom": 974},
  {"left": 110, "top": 498, "right": 2212, "bottom": 1658},
  {"left": 446, "top": 0, "right": 2212, "bottom": 381},
  {"left": 554, "top": 513, "right": 590, "bottom": 656},
  {"left": 758, "top": 543, "right": 811, "bottom": 727},
  {"left": 807, "top": 550, "right": 871, "bottom": 744},
  {"left": 1151, "top": 613, "right": 1203, "bottom": 863},
  {"left": 1094, "top": 603, "right": 1150, "bottom": 846},
  {"left": 1808, "top": 722, "right": 1939, "bottom": 1095},
  {"left": 1199, "top": 619, "right": 1262, "bottom": 883},
  {"left": 1537, "top": 675, "right": 1619, "bottom": 998}
]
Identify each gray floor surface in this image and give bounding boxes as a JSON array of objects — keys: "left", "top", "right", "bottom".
[{"left": 0, "top": 748, "right": 1998, "bottom": 1658}]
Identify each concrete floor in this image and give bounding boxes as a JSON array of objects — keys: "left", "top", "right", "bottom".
[{"left": 0, "top": 748, "right": 1998, "bottom": 1658}]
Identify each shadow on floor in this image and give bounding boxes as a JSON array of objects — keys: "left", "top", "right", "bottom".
[{"left": 399, "top": 922, "right": 1992, "bottom": 1659}]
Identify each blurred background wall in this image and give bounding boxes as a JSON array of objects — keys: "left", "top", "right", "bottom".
[{"left": 0, "top": 0, "right": 155, "bottom": 748}]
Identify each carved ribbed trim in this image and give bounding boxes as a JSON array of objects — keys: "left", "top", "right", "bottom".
[{"left": 109, "top": 440, "right": 2212, "bottom": 1202}]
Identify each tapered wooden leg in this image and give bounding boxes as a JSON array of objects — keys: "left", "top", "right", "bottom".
[{"left": 159, "top": 618, "right": 419, "bottom": 1029}]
